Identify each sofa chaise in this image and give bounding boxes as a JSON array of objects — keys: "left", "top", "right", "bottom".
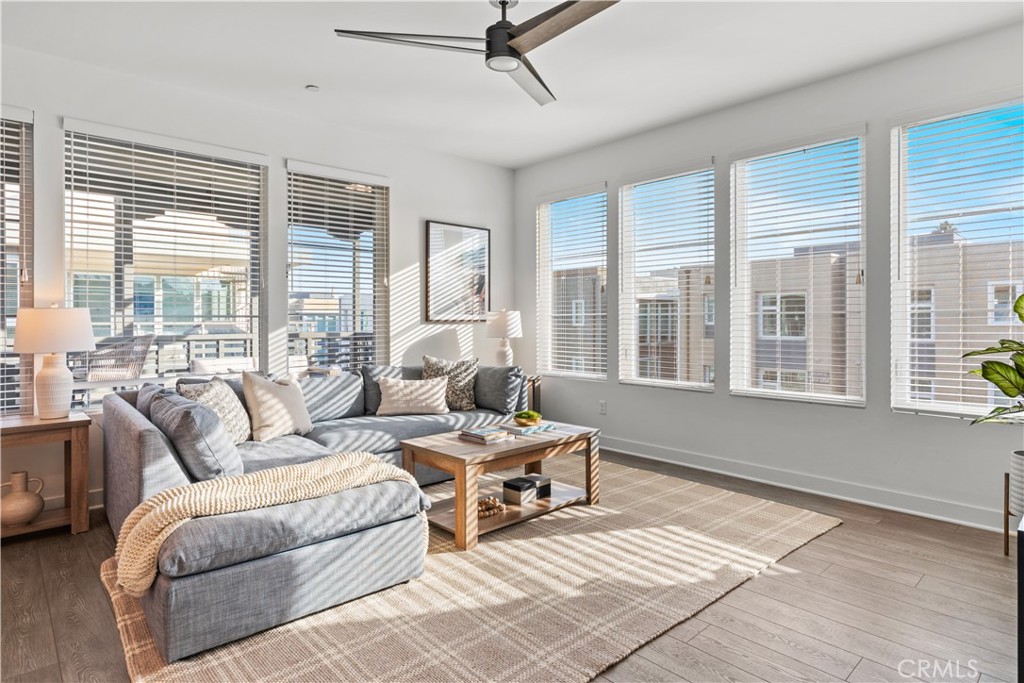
[{"left": 103, "top": 364, "right": 527, "bottom": 661}]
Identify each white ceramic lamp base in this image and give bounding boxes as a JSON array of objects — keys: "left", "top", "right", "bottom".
[
  {"left": 496, "top": 338, "right": 514, "bottom": 367},
  {"left": 35, "top": 353, "right": 74, "bottom": 420}
]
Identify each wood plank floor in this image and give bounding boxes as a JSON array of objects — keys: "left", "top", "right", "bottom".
[{"left": 0, "top": 452, "right": 1016, "bottom": 683}]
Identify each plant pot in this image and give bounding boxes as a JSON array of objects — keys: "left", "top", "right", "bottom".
[
  {"left": 1, "top": 471, "right": 45, "bottom": 527},
  {"left": 1010, "top": 450, "right": 1024, "bottom": 516}
]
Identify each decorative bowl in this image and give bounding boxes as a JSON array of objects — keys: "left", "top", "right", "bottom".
[{"left": 514, "top": 416, "right": 541, "bottom": 427}]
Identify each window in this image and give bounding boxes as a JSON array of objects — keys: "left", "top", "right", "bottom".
[
  {"left": 989, "top": 282, "right": 1022, "bottom": 325},
  {"left": 537, "top": 190, "right": 607, "bottom": 378},
  {"left": 757, "top": 293, "right": 807, "bottom": 339},
  {"left": 703, "top": 294, "right": 715, "bottom": 338},
  {"left": 911, "top": 288, "right": 935, "bottom": 340},
  {"left": 1, "top": 118, "right": 33, "bottom": 414},
  {"left": 571, "top": 300, "right": 586, "bottom": 327},
  {"left": 759, "top": 369, "right": 808, "bottom": 392},
  {"left": 891, "top": 102, "right": 1023, "bottom": 417},
  {"left": 65, "top": 130, "right": 265, "bottom": 391},
  {"left": 286, "top": 168, "right": 389, "bottom": 369},
  {"left": 620, "top": 168, "right": 714, "bottom": 388},
  {"left": 731, "top": 137, "right": 865, "bottom": 404},
  {"left": 703, "top": 365, "right": 715, "bottom": 383}
]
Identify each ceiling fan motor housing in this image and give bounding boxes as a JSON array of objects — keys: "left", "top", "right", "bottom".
[{"left": 485, "top": 20, "right": 521, "bottom": 71}]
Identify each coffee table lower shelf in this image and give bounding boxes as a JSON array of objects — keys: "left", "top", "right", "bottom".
[{"left": 426, "top": 481, "right": 586, "bottom": 537}]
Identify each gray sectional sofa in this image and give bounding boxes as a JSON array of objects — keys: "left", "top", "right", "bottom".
[{"left": 103, "top": 364, "right": 527, "bottom": 661}]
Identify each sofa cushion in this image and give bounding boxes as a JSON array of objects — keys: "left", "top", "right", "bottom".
[
  {"left": 422, "top": 355, "right": 478, "bottom": 411},
  {"left": 238, "top": 435, "right": 335, "bottom": 473},
  {"left": 475, "top": 365, "right": 526, "bottom": 414},
  {"left": 177, "top": 377, "right": 251, "bottom": 444},
  {"left": 157, "top": 479, "right": 429, "bottom": 578},
  {"left": 243, "top": 372, "right": 313, "bottom": 442},
  {"left": 377, "top": 376, "right": 449, "bottom": 416},
  {"left": 149, "top": 392, "right": 243, "bottom": 480},
  {"left": 305, "top": 409, "right": 505, "bottom": 454},
  {"left": 298, "top": 373, "right": 364, "bottom": 423},
  {"left": 136, "top": 383, "right": 166, "bottom": 419},
  {"left": 361, "top": 365, "right": 421, "bottom": 414}
]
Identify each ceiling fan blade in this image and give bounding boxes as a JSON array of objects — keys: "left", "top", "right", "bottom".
[
  {"left": 508, "top": 1, "right": 617, "bottom": 55},
  {"left": 508, "top": 55, "right": 556, "bottom": 106},
  {"left": 335, "top": 30, "right": 484, "bottom": 55}
]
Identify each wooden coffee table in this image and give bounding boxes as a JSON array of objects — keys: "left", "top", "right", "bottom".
[{"left": 401, "top": 422, "right": 599, "bottom": 550}]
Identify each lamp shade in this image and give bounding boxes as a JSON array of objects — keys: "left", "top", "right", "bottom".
[
  {"left": 486, "top": 310, "right": 523, "bottom": 339},
  {"left": 13, "top": 308, "right": 96, "bottom": 354}
]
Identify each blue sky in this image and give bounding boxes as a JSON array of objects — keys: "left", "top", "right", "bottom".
[{"left": 905, "top": 101, "right": 1023, "bottom": 242}]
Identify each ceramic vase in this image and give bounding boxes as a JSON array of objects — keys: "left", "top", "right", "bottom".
[{"left": 1, "top": 471, "right": 45, "bottom": 527}]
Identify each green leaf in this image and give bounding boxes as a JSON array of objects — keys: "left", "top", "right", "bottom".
[
  {"left": 1015, "top": 293, "right": 1024, "bottom": 324},
  {"left": 980, "top": 360, "right": 1024, "bottom": 398},
  {"left": 962, "top": 343, "right": 1022, "bottom": 358},
  {"left": 972, "top": 403, "right": 1024, "bottom": 425},
  {"left": 1014, "top": 352, "right": 1024, "bottom": 376}
]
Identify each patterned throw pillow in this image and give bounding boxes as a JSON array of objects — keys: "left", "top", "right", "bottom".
[
  {"left": 421, "top": 355, "right": 478, "bottom": 411},
  {"left": 178, "top": 377, "right": 252, "bottom": 444},
  {"left": 376, "top": 376, "right": 450, "bottom": 416}
]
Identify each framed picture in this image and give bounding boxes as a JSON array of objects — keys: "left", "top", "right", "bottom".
[{"left": 425, "top": 221, "right": 490, "bottom": 322}]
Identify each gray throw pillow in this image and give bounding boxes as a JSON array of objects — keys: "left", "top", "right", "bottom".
[
  {"left": 422, "top": 355, "right": 478, "bottom": 411},
  {"left": 149, "top": 392, "right": 243, "bottom": 481},
  {"left": 299, "top": 372, "right": 364, "bottom": 423},
  {"left": 136, "top": 382, "right": 167, "bottom": 419},
  {"left": 361, "top": 365, "right": 422, "bottom": 415},
  {"left": 177, "top": 377, "right": 252, "bottom": 444},
  {"left": 475, "top": 365, "right": 526, "bottom": 414}
]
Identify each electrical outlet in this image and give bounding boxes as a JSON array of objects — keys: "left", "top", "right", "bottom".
[{"left": 599, "top": 400, "right": 607, "bottom": 415}]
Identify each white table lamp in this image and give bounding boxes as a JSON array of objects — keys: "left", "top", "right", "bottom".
[
  {"left": 13, "top": 307, "right": 96, "bottom": 419},
  {"left": 486, "top": 310, "right": 522, "bottom": 367}
]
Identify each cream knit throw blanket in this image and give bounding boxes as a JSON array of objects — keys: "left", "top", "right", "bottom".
[{"left": 114, "top": 451, "right": 427, "bottom": 597}]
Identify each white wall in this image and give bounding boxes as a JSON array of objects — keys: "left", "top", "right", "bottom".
[
  {"left": 1, "top": 45, "right": 514, "bottom": 510},
  {"left": 513, "top": 24, "right": 1024, "bottom": 530}
]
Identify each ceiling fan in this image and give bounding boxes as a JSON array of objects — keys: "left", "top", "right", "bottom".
[{"left": 335, "top": 0, "right": 618, "bottom": 106}]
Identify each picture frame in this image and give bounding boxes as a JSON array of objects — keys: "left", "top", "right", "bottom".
[{"left": 425, "top": 221, "right": 490, "bottom": 322}]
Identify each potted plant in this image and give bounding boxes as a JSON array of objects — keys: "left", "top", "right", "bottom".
[{"left": 962, "top": 292, "right": 1024, "bottom": 554}]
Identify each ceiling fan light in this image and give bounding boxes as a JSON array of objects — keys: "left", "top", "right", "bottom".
[{"left": 486, "top": 55, "right": 520, "bottom": 72}]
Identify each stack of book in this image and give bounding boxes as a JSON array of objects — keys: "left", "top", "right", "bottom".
[
  {"left": 459, "top": 426, "right": 514, "bottom": 444},
  {"left": 501, "top": 421, "right": 556, "bottom": 436}
]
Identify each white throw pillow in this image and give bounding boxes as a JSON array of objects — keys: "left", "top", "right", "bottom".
[
  {"left": 242, "top": 371, "right": 314, "bottom": 442},
  {"left": 376, "top": 376, "right": 450, "bottom": 416}
]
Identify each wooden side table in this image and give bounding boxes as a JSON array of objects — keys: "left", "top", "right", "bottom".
[{"left": 0, "top": 412, "right": 92, "bottom": 538}]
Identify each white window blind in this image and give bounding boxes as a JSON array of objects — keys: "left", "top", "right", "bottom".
[
  {"left": 287, "top": 170, "right": 389, "bottom": 370},
  {"left": 1, "top": 119, "right": 33, "bottom": 414},
  {"left": 64, "top": 130, "right": 265, "bottom": 393},
  {"left": 537, "top": 190, "right": 607, "bottom": 378},
  {"left": 891, "top": 102, "right": 1023, "bottom": 418},
  {"left": 731, "top": 137, "right": 865, "bottom": 405},
  {"left": 620, "top": 168, "right": 714, "bottom": 389}
]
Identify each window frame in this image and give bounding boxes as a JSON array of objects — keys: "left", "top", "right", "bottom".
[
  {"left": 618, "top": 165, "right": 715, "bottom": 391},
  {"left": 988, "top": 281, "right": 1022, "bottom": 326},
  {"left": 285, "top": 166, "right": 390, "bottom": 371},
  {"left": 535, "top": 185, "right": 609, "bottom": 380},
  {"left": 890, "top": 100, "right": 1024, "bottom": 419},
  {"left": 730, "top": 133, "right": 866, "bottom": 407},
  {"left": 757, "top": 292, "right": 808, "bottom": 340}
]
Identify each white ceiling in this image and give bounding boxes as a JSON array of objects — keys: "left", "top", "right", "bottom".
[{"left": 3, "top": 2, "right": 1021, "bottom": 168}]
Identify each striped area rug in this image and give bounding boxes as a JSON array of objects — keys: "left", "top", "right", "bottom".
[{"left": 100, "top": 457, "right": 840, "bottom": 682}]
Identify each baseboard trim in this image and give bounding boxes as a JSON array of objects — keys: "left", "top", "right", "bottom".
[{"left": 600, "top": 435, "right": 1008, "bottom": 533}]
